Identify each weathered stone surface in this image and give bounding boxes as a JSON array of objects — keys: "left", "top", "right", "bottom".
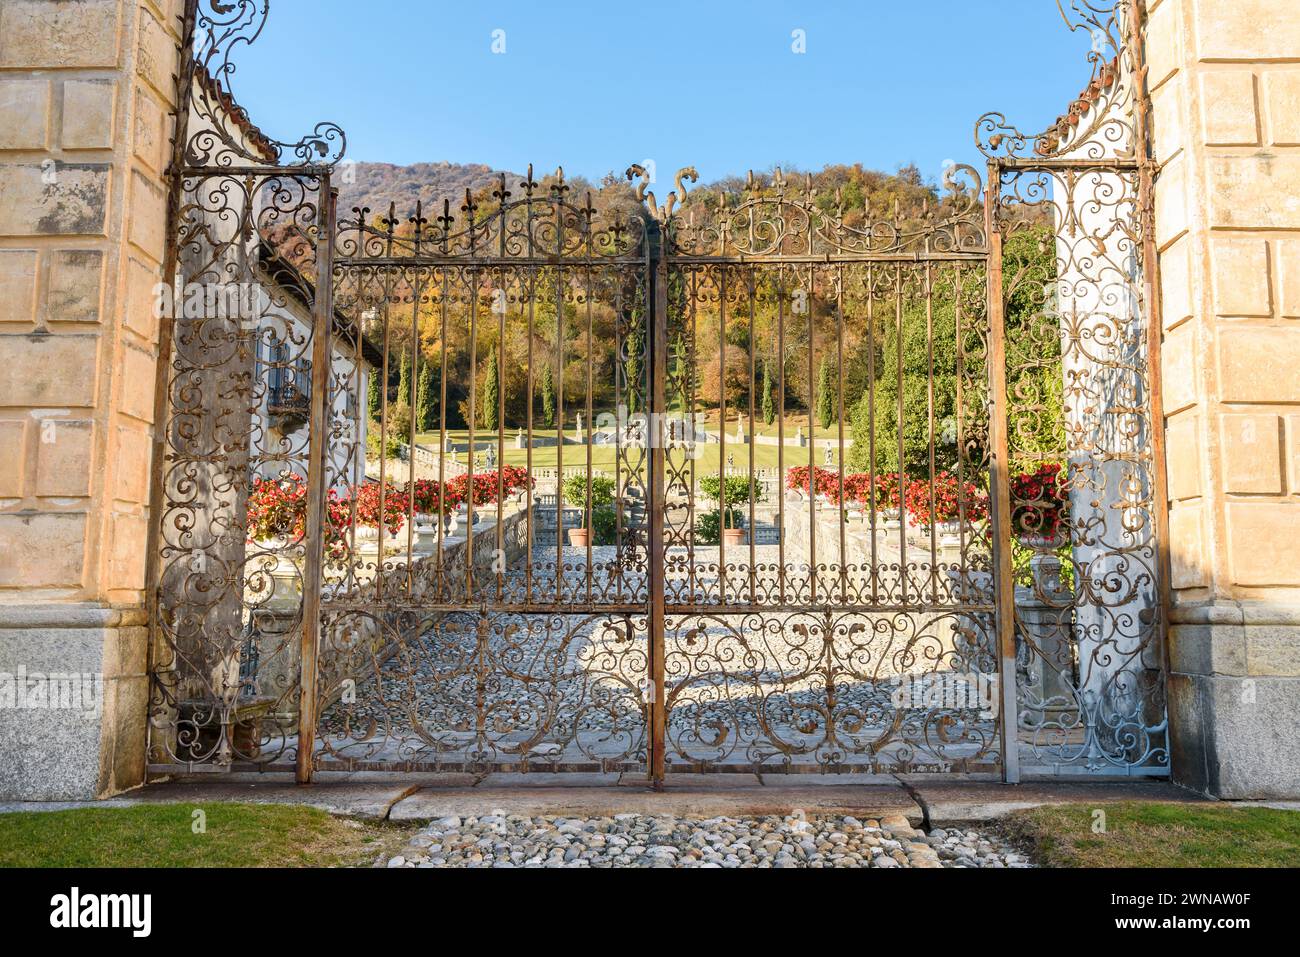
[
  {"left": 34, "top": 419, "right": 94, "bottom": 498},
  {"left": 1211, "top": 237, "right": 1271, "bottom": 316},
  {"left": 46, "top": 249, "right": 104, "bottom": 323},
  {"left": 0, "top": 334, "right": 98, "bottom": 407},
  {"left": 1245, "top": 625, "right": 1300, "bottom": 677},
  {"left": 1161, "top": 320, "right": 1197, "bottom": 414},
  {"left": 1200, "top": 70, "right": 1259, "bottom": 146},
  {"left": 1195, "top": 0, "right": 1300, "bottom": 61},
  {"left": 61, "top": 79, "right": 115, "bottom": 150},
  {"left": 1170, "top": 623, "right": 1247, "bottom": 678},
  {"left": 1209, "top": 155, "right": 1300, "bottom": 230},
  {"left": 131, "top": 87, "right": 168, "bottom": 174},
  {"left": 0, "top": 420, "right": 28, "bottom": 498},
  {"left": 0, "top": 513, "right": 86, "bottom": 588},
  {"left": 117, "top": 344, "right": 156, "bottom": 422},
  {"left": 1218, "top": 327, "right": 1300, "bottom": 403},
  {"left": 0, "top": 78, "right": 49, "bottom": 149},
  {"left": 0, "top": 619, "right": 107, "bottom": 801},
  {"left": 126, "top": 169, "right": 166, "bottom": 261},
  {"left": 112, "top": 425, "right": 152, "bottom": 504},
  {"left": 1265, "top": 69, "right": 1300, "bottom": 146},
  {"left": 1165, "top": 412, "right": 1202, "bottom": 501},
  {"left": 1226, "top": 502, "right": 1300, "bottom": 586},
  {"left": 1286, "top": 415, "right": 1300, "bottom": 493},
  {"left": 1159, "top": 235, "right": 1193, "bottom": 328},
  {"left": 1170, "top": 671, "right": 1300, "bottom": 800},
  {"left": 1219, "top": 413, "right": 1282, "bottom": 494},
  {"left": 0, "top": 250, "right": 39, "bottom": 325},
  {"left": 0, "top": 163, "right": 110, "bottom": 236},
  {"left": 1168, "top": 503, "right": 1209, "bottom": 589},
  {"left": 0, "top": 0, "right": 121, "bottom": 69}
]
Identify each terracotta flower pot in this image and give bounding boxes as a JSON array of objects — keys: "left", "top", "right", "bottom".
[
  {"left": 722, "top": 527, "right": 746, "bottom": 547},
  {"left": 568, "top": 528, "right": 590, "bottom": 547}
]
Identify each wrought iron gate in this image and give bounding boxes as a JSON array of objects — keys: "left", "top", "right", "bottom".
[{"left": 148, "top": 0, "right": 1170, "bottom": 784}]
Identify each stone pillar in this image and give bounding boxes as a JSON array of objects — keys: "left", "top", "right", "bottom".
[
  {"left": 1148, "top": 0, "right": 1300, "bottom": 798},
  {"left": 0, "top": 0, "right": 183, "bottom": 799}
]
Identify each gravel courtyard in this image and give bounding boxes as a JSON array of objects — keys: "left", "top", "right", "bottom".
[{"left": 383, "top": 811, "right": 1029, "bottom": 868}]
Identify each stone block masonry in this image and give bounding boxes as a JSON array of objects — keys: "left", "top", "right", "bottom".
[
  {"left": 0, "top": 0, "right": 184, "bottom": 800},
  {"left": 1149, "top": 0, "right": 1300, "bottom": 797}
]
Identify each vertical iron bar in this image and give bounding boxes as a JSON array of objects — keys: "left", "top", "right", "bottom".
[
  {"left": 986, "top": 161, "right": 1021, "bottom": 785},
  {"left": 867, "top": 265, "right": 879, "bottom": 604},
  {"left": 926, "top": 261, "right": 938, "bottom": 603},
  {"left": 895, "top": 264, "right": 906, "bottom": 606},
  {"left": 718, "top": 265, "right": 727, "bottom": 604},
  {"left": 143, "top": 0, "right": 200, "bottom": 750},
  {"left": 1129, "top": 0, "right": 1174, "bottom": 684},
  {"left": 836, "top": 265, "right": 847, "bottom": 604},
  {"left": 776, "top": 266, "right": 787, "bottom": 605},
  {"left": 747, "top": 273, "right": 757, "bottom": 603},
  {"left": 647, "top": 220, "right": 668, "bottom": 787},
  {"left": 296, "top": 181, "right": 336, "bottom": 785},
  {"left": 807, "top": 264, "right": 817, "bottom": 606}
]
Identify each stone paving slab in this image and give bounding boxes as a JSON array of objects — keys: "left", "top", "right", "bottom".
[
  {"left": 124, "top": 778, "right": 424, "bottom": 820},
  {"left": 388, "top": 784, "right": 923, "bottom": 824},
  {"left": 4, "top": 775, "right": 1232, "bottom": 829},
  {"left": 901, "top": 777, "right": 1207, "bottom": 824},
  {"left": 478, "top": 772, "right": 622, "bottom": 788}
]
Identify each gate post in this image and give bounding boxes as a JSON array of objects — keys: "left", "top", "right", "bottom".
[
  {"left": 984, "top": 162, "right": 1021, "bottom": 784},
  {"left": 295, "top": 183, "right": 337, "bottom": 785},
  {"left": 647, "top": 219, "right": 668, "bottom": 788}
]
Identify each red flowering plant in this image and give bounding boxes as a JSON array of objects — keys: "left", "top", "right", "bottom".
[
  {"left": 246, "top": 474, "right": 308, "bottom": 542},
  {"left": 786, "top": 465, "right": 840, "bottom": 500},
  {"left": 406, "top": 478, "right": 462, "bottom": 517},
  {"left": 1009, "top": 462, "right": 1067, "bottom": 542},
  {"left": 842, "top": 471, "right": 905, "bottom": 512},
  {"left": 351, "top": 481, "right": 408, "bottom": 535},
  {"left": 447, "top": 467, "right": 533, "bottom": 508},
  {"left": 902, "top": 472, "right": 990, "bottom": 528}
]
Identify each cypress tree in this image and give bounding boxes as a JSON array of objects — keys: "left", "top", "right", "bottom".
[
  {"left": 816, "top": 355, "right": 835, "bottom": 430},
  {"left": 540, "top": 361, "right": 556, "bottom": 429},
  {"left": 415, "top": 361, "right": 435, "bottom": 433},
  {"left": 761, "top": 358, "right": 775, "bottom": 426},
  {"left": 367, "top": 364, "right": 382, "bottom": 418},
  {"left": 483, "top": 346, "right": 500, "bottom": 431},
  {"left": 396, "top": 348, "right": 411, "bottom": 406}
]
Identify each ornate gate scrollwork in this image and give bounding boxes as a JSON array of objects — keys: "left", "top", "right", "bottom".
[{"left": 148, "top": 0, "right": 1168, "bottom": 783}]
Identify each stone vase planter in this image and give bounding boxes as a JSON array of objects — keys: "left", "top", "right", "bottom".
[
  {"left": 937, "top": 520, "right": 962, "bottom": 549},
  {"left": 249, "top": 537, "right": 300, "bottom": 610}
]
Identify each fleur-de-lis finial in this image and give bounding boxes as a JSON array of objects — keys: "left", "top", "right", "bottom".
[{"left": 521, "top": 163, "right": 538, "bottom": 197}]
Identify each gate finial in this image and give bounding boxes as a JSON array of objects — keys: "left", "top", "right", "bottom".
[{"left": 626, "top": 164, "right": 698, "bottom": 222}]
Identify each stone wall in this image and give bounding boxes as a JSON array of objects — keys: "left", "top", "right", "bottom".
[
  {"left": 1148, "top": 0, "right": 1300, "bottom": 797},
  {"left": 0, "top": 0, "right": 183, "bottom": 799}
]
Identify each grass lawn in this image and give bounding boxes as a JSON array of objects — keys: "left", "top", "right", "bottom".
[
  {"left": 0, "top": 803, "right": 408, "bottom": 868},
  {"left": 416, "top": 427, "right": 842, "bottom": 474},
  {"left": 1003, "top": 802, "right": 1300, "bottom": 868}
]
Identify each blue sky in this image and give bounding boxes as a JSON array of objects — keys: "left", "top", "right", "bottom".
[{"left": 232, "top": 0, "right": 1098, "bottom": 184}]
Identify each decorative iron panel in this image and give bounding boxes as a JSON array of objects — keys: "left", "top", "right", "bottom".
[{"left": 148, "top": 0, "right": 1168, "bottom": 783}]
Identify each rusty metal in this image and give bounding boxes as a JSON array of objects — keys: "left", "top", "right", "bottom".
[
  {"left": 149, "top": 0, "right": 1168, "bottom": 781},
  {"left": 295, "top": 184, "right": 336, "bottom": 784}
]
